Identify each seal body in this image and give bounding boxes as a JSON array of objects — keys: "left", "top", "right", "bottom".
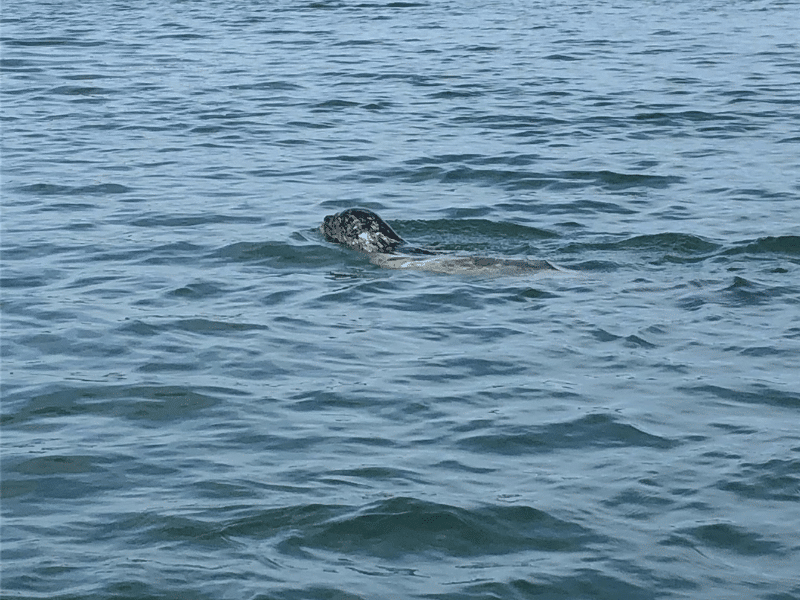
[
  {"left": 372, "top": 254, "right": 557, "bottom": 276},
  {"left": 321, "top": 207, "right": 558, "bottom": 276}
]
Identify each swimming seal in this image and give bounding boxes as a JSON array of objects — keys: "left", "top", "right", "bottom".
[{"left": 321, "top": 207, "right": 559, "bottom": 276}]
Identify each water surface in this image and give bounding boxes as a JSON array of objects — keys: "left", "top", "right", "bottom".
[{"left": 2, "top": 1, "right": 799, "bottom": 598}]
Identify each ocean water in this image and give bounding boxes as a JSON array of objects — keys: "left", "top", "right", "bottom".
[{"left": 2, "top": 0, "right": 799, "bottom": 598}]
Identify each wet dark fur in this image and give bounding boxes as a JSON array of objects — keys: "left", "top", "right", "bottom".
[{"left": 321, "top": 208, "right": 435, "bottom": 254}]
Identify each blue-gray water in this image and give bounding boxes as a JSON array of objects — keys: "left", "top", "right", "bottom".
[{"left": 2, "top": 0, "right": 799, "bottom": 598}]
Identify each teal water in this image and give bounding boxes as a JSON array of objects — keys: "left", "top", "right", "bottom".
[{"left": 2, "top": 1, "right": 799, "bottom": 598}]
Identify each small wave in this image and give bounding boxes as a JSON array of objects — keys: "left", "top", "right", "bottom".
[
  {"left": 724, "top": 235, "right": 800, "bottom": 256},
  {"left": 16, "top": 183, "right": 132, "bottom": 195},
  {"left": 100, "top": 511, "right": 232, "bottom": 549},
  {"left": 398, "top": 217, "right": 558, "bottom": 241},
  {"left": 0, "top": 58, "right": 42, "bottom": 72},
  {"left": 458, "top": 413, "right": 677, "bottom": 455},
  {"left": 633, "top": 110, "right": 739, "bottom": 124},
  {"left": 677, "top": 276, "right": 797, "bottom": 310},
  {"left": 330, "top": 153, "right": 378, "bottom": 163},
  {"left": 544, "top": 53, "right": 581, "bottom": 61},
  {"left": 615, "top": 232, "right": 720, "bottom": 254},
  {"left": 558, "top": 169, "right": 683, "bottom": 189},
  {"left": 681, "top": 384, "right": 800, "bottom": 409},
  {"left": 717, "top": 458, "right": 800, "bottom": 502},
  {"left": 226, "top": 80, "right": 303, "bottom": 91},
  {"left": 428, "top": 89, "right": 486, "bottom": 99},
  {"left": 50, "top": 85, "right": 113, "bottom": 96},
  {"left": 351, "top": 164, "right": 681, "bottom": 191},
  {"left": 454, "top": 570, "right": 653, "bottom": 599},
  {"left": 590, "top": 329, "right": 657, "bottom": 348},
  {"left": 130, "top": 214, "right": 261, "bottom": 227},
  {"left": 214, "top": 241, "right": 338, "bottom": 268},
  {"left": 721, "top": 276, "right": 784, "bottom": 306},
  {"left": 228, "top": 497, "right": 603, "bottom": 559},
  {"left": 565, "top": 233, "right": 719, "bottom": 261},
  {"left": 5, "top": 37, "right": 105, "bottom": 48},
  {"left": 125, "top": 241, "right": 206, "bottom": 266},
  {"left": 285, "top": 120, "right": 335, "bottom": 129},
  {"left": 449, "top": 114, "right": 569, "bottom": 129},
  {"left": 3, "top": 454, "right": 113, "bottom": 501},
  {"left": 1, "top": 384, "right": 237, "bottom": 427},
  {"left": 311, "top": 99, "right": 361, "bottom": 111},
  {"left": 154, "top": 33, "right": 207, "bottom": 40},
  {"left": 0, "top": 275, "right": 50, "bottom": 289},
  {"left": 134, "top": 318, "right": 269, "bottom": 335},
  {"left": 664, "top": 522, "right": 784, "bottom": 556},
  {"left": 556, "top": 199, "right": 637, "bottom": 215}
]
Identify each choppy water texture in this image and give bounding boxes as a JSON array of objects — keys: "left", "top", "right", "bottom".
[{"left": 2, "top": 0, "right": 800, "bottom": 598}]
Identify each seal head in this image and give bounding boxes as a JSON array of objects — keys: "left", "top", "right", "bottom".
[{"left": 321, "top": 208, "right": 406, "bottom": 253}]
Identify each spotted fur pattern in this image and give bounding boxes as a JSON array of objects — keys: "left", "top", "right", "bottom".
[{"left": 320, "top": 208, "right": 406, "bottom": 253}]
